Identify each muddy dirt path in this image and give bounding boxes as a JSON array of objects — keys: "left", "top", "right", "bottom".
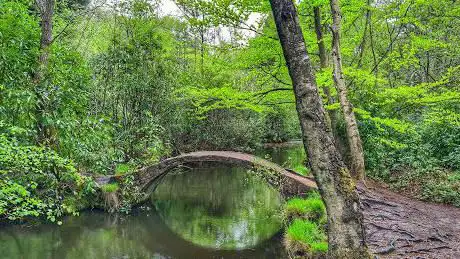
[{"left": 359, "top": 181, "right": 460, "bottom": 258}]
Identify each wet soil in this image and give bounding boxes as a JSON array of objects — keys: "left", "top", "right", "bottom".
[{"left": 360, "top": 181, "right": 460, "bottom": 258}]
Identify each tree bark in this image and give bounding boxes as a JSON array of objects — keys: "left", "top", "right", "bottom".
[
  {"left": 314, "top": 6, "right": 351, "bottom": 171},
  {"left": 268, "top": 0, "right": 370, "bottom": 257},
  {"left": 313, "top": 7, "right": 337, "bottom": 134},
  {"left": 34, "top": 0, "right": 55, "bottom": 146},
  {"left": 314, "top": 7, "right": 328, "bottom": 69},
  {"left": 314, "top": 7, "right": 334, "bottom": 107},
  {"left": 330, "top": 0, "right": 366, "bottom": 180}
]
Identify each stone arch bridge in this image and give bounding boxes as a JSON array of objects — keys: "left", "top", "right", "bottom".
[{"left": 96, "top": 151, "right": 317, "bottom": 201}]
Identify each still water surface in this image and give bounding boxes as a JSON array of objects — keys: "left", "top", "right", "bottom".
[{"left": 0, "top": 145, "right": 305, "bottom": 259}]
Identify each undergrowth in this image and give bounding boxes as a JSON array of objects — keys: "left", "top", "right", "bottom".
[
  {"left": 115, "top": 163, "right": 137, "bottom": 176},
  {"left": 369, "top": 168, "right": 460, "bottom": 207}
]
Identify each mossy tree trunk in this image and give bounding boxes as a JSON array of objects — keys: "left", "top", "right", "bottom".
[
  {"left": 268, "top": 0, "right": 370, "bottom": 257},
  {"left": 313, "top": 6, "right": 349, "bottom": 160},
  {"left": 330, "top": 0, "right": 366, "bottom": 180},
  {"left": 314, "top": 6, "right": 336, "bottom": 131}
]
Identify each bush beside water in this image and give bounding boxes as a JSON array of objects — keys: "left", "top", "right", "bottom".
[{"left": 0, "top": 135, "right": 96, "bottom": 222}]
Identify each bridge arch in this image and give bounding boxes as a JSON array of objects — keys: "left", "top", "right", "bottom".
[{"left": 97, "top": 151, "right": 317, "bottom": 204}]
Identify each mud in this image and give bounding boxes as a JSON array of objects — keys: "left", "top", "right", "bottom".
[{"left": 360, "top": 181, "right": 460, "bottom": 258}]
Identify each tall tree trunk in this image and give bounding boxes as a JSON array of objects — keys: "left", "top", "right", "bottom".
[
  {"left": 314, "top": 6, "right": 350, "bottom": 169},
  {"left": 314, "top": 7, "right": 328, "bottom": 70},
  {"left": 314, "top": 7, "right": 335, "bottom": 113},
  {"left": 34, "top": 0, "right": 55, "bottom": 146},
  {"left": 313, "top": 7, "right": 337, "bottom": 133},
  {"left": 268, "top": 0, "right": 370, "bottom": 257},
  {"left": 330, "top": 0, "right": 366, "bottom": 180}
]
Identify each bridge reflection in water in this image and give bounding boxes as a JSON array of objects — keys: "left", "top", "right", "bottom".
[{"left": 152, "top": 164, "right": 284, "bottom": 250}]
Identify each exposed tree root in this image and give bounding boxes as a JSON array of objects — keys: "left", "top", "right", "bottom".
[{"left": 359, "top": 181, "right": 460, "bottom": 258}]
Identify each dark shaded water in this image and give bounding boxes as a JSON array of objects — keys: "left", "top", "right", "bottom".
[{"left": 0, "top": 145, "right": 305, "bottom": 259}]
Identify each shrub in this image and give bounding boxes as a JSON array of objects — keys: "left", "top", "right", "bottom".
[
  {"left": 0, "top": 135, "right": 95, "bottom": 222},
  {"left": 115, "top": 163, "right": 133, "bottom": 175},
  {"left": 0, "top": 180, "right": 45, "bottom": 220},
  {"left": 362, "top": 112, "right": 460, "bottom": 207},
  {"left": 420, "top": 171, "right": 460, "bottom": 207}
]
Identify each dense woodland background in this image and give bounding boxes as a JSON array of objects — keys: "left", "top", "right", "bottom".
[{"left": 1, "top": 0, "right": 459, "bottom": 222}]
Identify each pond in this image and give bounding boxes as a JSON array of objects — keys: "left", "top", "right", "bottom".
[{"left": 0, "top": 144, "right": 305, "bottom": 259}]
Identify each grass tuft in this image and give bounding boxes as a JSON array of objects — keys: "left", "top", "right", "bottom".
[
  {"left": 285, "top": 192, "right": 326, "bottom": 222},
  {"left": 285, "top": 219, "right": 328, "bottom": 256},
  {"left": 101, "top": 183, "right": 119, "bottom": 193},
  {"left": 284, "top": 192, "right": 328, "bottom": 257}
]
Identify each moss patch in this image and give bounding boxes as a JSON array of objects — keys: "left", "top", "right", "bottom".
[
  {"left": 337, "top": 167, "right": 357, "bottom": 199},
  {"left": 293, "top": 165, "right": 310, "bottom": 176}
]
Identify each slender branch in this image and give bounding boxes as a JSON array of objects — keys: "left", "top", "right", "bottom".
[
  {"left": 254, "top": 87, "right": 292, "bottom": 97},
  {"left": 257, "top": 61, "right": 292, "bottom": 86},
  {"left": 261, "top": 101, "right": 295, "bottom": 106},
  {"left": 51, "top": 1, "right": 108, "bottom": 45}
]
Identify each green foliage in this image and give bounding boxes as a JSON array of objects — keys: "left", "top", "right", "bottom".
[
  {"left": 175, "top": 86, "right": 264, "bottom": 118},
  {"left": 0, "top": 1, "right": 39, "bottom": 132},
  {"left": 1, "top": 0, "right": 460, "bottom": 224},
  {"left": 0, "top": 179, "right": 45, "bottom": 220},
  {"left": 88, "top": 5, "right": 174, "bottom": 166},
  {"left": 345, "top": 5, "right": 460, "bottom": 205},
  {"left": 115, "top": 163, "right": 133, "bottom": 175},
  {"left": 263, "top": 110, "right": 301, "bottom": 143},
  {"left": 0, "top": 134, "right": 96, "bottom": 222},
  {"left": 118, "top": 175, "right": 145, "bottom": 214},
  {"left": 361, "top": 108, "right": 460, "bottom": 206},
  {"left": 421, "top": 171, "right": 460, "bottom": 207}
]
